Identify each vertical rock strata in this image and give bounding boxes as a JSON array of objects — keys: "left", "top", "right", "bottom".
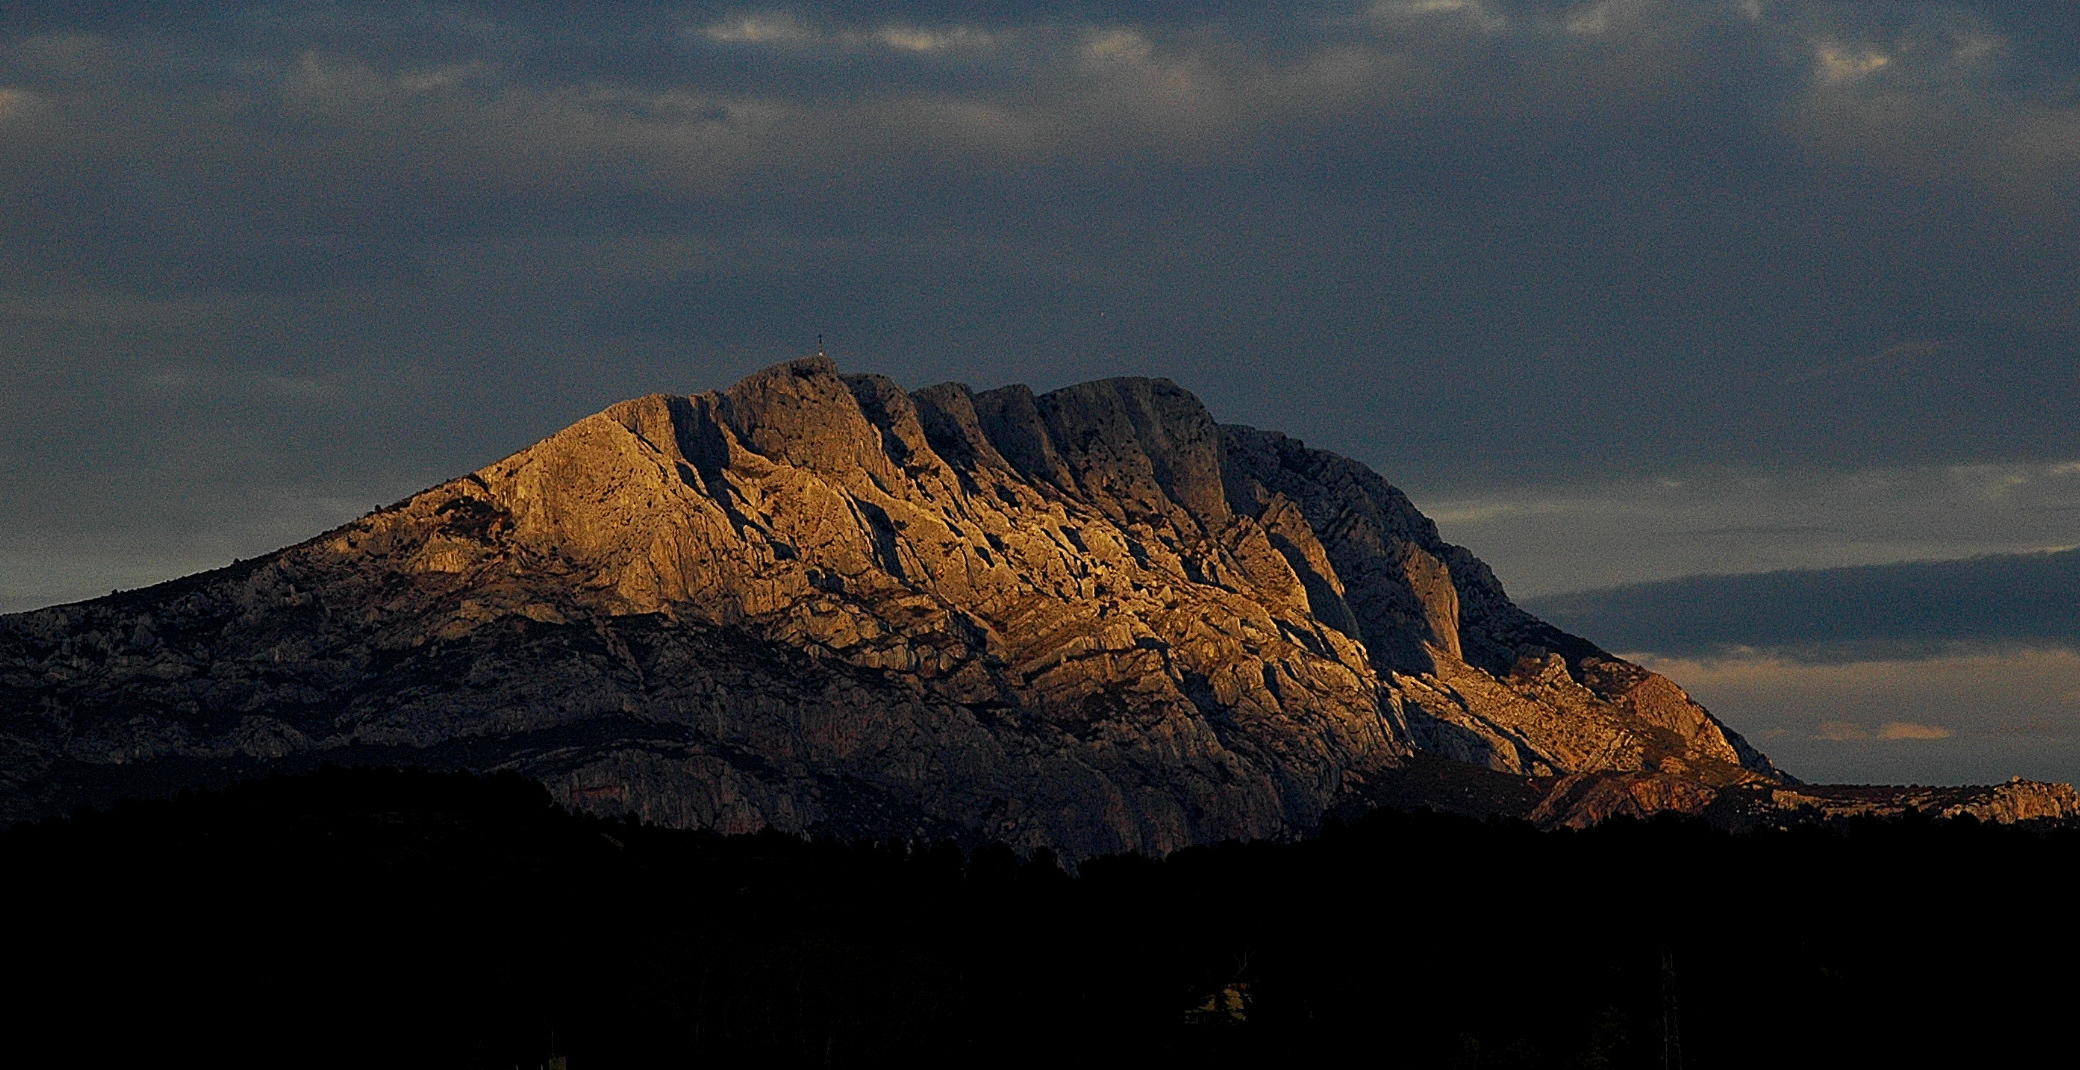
[{"left": 2, "top": 358, "right": 1794, "bottom": 855}]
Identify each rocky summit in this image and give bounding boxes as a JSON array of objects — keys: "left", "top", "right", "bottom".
[{"left": 0, "top": 358, "right": 2066, "bottom": 855}]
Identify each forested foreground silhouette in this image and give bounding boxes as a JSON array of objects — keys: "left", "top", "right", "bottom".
[{"left": 8, "top": 768, "right": 2073, "bottom": 1068}]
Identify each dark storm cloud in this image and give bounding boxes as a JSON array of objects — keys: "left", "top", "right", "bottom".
[
  {"left": 4, "top": 0, "right": 2080, "bottom": 614},
  {"left": 1527, "top": 548, "right": 2080, "bottom": 664}
]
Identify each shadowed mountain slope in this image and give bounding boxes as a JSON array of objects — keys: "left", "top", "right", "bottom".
[{"left": 5, "top": 357, "right": 1801, "bottom": 855}]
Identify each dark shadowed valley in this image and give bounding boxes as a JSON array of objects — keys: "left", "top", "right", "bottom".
[{"left": 7, "top": 766, "right": 2072, "bottom": 1068}]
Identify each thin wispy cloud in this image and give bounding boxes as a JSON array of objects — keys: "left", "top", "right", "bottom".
[
  {"left": 1634, "top": 648, "right": 2079, "bottom": 783},
  {"left": 1779, "top": 339, "right": 1950, "bottom": 386},
  {"left": 1877, "top": 722, "right": 1954, "bottom": 741},
  {"left": 1818, "top": 721, "right": 1955, "bottom": 742},
  {"left": 699, "top": 12, "right": 998, "bottom": 54}
]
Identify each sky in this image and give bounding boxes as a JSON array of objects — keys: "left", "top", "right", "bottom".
[{"left": 3, "top": 0, "right": 2076, "bottom": 785}]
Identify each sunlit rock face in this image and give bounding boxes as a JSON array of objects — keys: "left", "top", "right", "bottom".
[{"left": 1, "top": 357, "right": 1783, "bottom": 856}]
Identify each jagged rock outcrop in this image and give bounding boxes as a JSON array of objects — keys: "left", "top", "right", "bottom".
[
  {"left": 2, "top": 357, "right": 1815, "bottom": 855},
  {"left": 1754, "top": 777, "right": 2080, "bottom": 825},
  {"left": 1528, "top": 771, "right": 2080, "bottom": 829},
  {"left": 1219, "top": 425, "right": 1780, "bottom": 785},
  {"left": 1528, "top": 771, "right": 1726, "bottom": 828}
]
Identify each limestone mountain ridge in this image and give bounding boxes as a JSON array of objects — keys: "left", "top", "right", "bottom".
[{"left": 4, "top": 357, "right": 2062, "bottom": 854}]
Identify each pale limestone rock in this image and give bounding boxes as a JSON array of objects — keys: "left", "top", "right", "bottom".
[{"left": 11, "top": 356, "right": 2034, "bottom": 856}]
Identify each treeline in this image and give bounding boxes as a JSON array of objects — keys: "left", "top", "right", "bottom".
[{"left": 6, "top": 767, "right": 2073, "bottom": 1068}]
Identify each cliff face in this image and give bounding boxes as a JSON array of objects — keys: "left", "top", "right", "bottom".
[{"left": 3, "top": 357, "right": 1789, "bottom": 855}]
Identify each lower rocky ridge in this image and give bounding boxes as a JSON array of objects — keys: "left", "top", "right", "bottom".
[
  {"left": 1529, "top": 771, "right": 2080, "bottom": 829},
  {"left": 3, "top": 609, "right": 1351, "bottom": 857}
]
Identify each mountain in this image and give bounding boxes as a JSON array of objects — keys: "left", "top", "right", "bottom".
[{"left": 1, "top": 357, "right": 2061, "bottom": 855}]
